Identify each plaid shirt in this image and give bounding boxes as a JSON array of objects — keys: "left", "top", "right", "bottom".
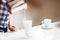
[{"left": 0, "top": 0, "right": 11, "bottom": 28}]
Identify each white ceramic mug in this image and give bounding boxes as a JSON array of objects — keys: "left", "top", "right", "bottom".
[{"left": 42, "top": 19, "right": 52, "bottom": 27}]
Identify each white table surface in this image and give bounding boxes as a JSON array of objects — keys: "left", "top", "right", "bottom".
[
  {"left": 4, "top": 29, "right": 32, "bottom": 40},
  {"left": 4, "top": 25, "right": 60, "bottom": 40},
  {"left": 32, "top": 25, "right": 60, "bottom": 40}
]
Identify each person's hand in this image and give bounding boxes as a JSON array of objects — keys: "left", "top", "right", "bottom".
[{"left": 9, "top": 25, "right": 16, "bottom": 32}]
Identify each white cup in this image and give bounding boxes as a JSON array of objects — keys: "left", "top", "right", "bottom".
[
  {"left": 42, "top": 19, "right": 52, "bottom": 26},
  {"left": 24, "top": 20, "right": 32, "bottom": 37}
]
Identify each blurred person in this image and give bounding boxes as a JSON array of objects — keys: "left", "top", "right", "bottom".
[{"left": 0, "top": 0, "right": 16, "bottom": 32}]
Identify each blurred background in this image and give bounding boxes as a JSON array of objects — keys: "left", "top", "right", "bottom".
[{"left": 9, "top": 0, "right": 60, "bottom": 29}]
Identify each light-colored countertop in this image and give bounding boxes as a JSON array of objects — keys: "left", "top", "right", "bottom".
[
  {"left": 4, "top": 22, "right": 60, "bottom": 40},
  {"left": 4, "top": 29, "right": 31, "bottom": 40},
  {"left": 32, "top": 25, "right": 60, "bottom": 40}
]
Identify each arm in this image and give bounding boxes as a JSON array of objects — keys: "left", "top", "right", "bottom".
[
  {"left": 7, "top": 0, "right": 14, "bottom": 2},
  {"left": 8, "top": 0, "right": 17, "bottom": 7}
]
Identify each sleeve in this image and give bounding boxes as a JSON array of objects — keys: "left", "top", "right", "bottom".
[{"left": 6, "top": 0, "right": 14, "bottom": 3}]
